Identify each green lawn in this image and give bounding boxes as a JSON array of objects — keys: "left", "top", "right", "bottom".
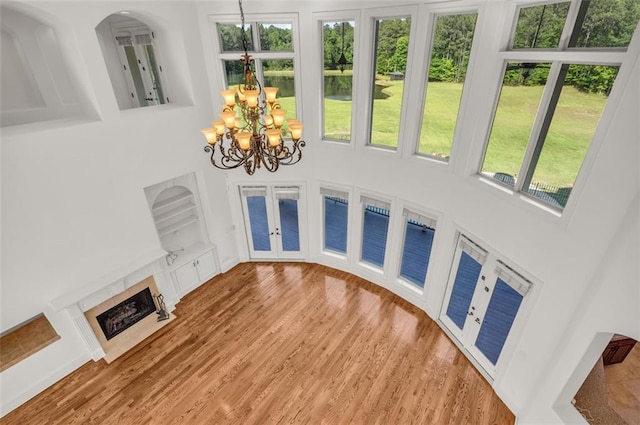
[{"left": 274, "top": 80, "right": 609, "bottom": 190}]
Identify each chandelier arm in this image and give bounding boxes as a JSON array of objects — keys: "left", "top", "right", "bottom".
[
  {"left": 260, "top": 138, "right": 305, "bottom": 166},
  {"left": 275, "top": 140, "right": 305, "bottom": 165},
  {"left": 204, "top": 144, "right": 248, "bottom": 171},
  {"left": 259, "top": 150, "right": 280, "bottom": 172}
]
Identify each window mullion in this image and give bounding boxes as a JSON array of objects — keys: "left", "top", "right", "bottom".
[
  {"left": 252, "top": 22, "right": 261, "bottom": 52},
  {"left": 514, "top": 61, "right": 562, "bottom": 193},
  {"left": 521, "top": 60, "right": 573, "bottom": 193}
]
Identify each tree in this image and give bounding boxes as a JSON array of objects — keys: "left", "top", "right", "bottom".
[
  {"left": 375, "top": 18, "right": 411, "bottom": 75},
  {"left": 430, "top": 13, "right": 477, "bottom": 82}
]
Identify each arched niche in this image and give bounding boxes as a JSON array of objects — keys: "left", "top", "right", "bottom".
[
  {"left": 0, "top": 4, "right": 91, "bottom": 127},
  {"left": 145, "top": 173, "right": 210, "bottom": 255},
  {"left": 96, "top": 13, "right": 172, "bottom": 110}
]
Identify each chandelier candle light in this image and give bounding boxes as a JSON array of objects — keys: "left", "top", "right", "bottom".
[{"left": 201, "top": 0, "right": 305, "bottom": 175}]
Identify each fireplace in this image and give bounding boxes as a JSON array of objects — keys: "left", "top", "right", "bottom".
[
  {"left": 82, "top": 275, "right": 175, "bottom": 363},
  {"left": 96, "top": 287, "right": 156, "bottom": 340}
]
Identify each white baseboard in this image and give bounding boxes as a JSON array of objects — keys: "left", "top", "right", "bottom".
[
  {"left": 220, "top": 257, "right": 240, "bottom": 274},
  {"left": 0, "top": 353, "right": 90, "bottom": 418}
]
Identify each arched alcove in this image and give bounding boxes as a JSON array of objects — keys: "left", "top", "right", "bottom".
[
  {"left": 96, "top": 13, "right": 170, "bottom": 110},
  {"left": 151, "top": 185, "right": 202, "bottom": 252},
  {"left": 0, "top": 5, "right": 89, "bottom": 127},
  {"left": 145, "top": 173, "right": 220, "bottom": 297}
]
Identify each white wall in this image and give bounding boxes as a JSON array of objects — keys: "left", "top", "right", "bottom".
[
  {"left": 0, "top": 0, "right": 236, "bottom": 415},
  {"left": 1, "top": 0, "right": 638, "bottom": 423}
]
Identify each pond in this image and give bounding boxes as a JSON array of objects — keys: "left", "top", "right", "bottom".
[{"left": 262, "top": 74, "right": 389, "bottom": 100}]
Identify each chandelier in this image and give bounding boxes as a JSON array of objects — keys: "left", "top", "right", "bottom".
[{"left": 201, "top": 0, "right": 305, "bottom": 175}]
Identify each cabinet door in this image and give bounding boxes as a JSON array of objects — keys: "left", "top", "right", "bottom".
[
  {"left": 175, "top": 261, "right": 198, "bottom": 294},
  {"left": 195, "top": 250, "right": 217, "bottom": 282}
]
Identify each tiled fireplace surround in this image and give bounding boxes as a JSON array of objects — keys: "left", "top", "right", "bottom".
[{"left": 52, "top": 250, "right": 178, "bottom": 363}]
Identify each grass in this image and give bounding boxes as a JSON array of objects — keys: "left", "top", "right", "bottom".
[{"left": 273, "top": 79, "right": 609, "bottom": 190}]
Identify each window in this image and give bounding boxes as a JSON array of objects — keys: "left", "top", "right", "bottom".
[
  {"left": 322, "top": 20, "right": 356, "bottom": 142},
  {"left": 360, "top": 195, "right": 391, "bottom": 268},
  {"left": 369, "top": 16, "right": 411, "bottom": 149},
  {"left": 216, "top": 19, "right": 299, "bottom": 128},
  {"left": 399, "top": 209, "right": 436, "bottom": 288},
  {"left": 481, "top": 0, "right": 638, "bottom": 210},
  {"left": 321, "top": 188, "right": 349, "bottom": 255},
  {"left": 417, "top": 12, "right": 477, "bottom": 160}
]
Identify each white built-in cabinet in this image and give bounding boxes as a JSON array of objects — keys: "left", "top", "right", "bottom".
[
  {"left": 173, "top": 249, "right": 217, "bottom": 294},
  {"left": 144, "top": 172, "right": 219, "bottom": 296}
]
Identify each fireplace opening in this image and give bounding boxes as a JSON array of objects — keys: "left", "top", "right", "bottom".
[{"left": 96, "top": 287, "right": 156, "bottom": 340}]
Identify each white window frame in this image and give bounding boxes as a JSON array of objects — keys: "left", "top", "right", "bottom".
[
  {"left": 210, "top": 14, "right": 303, "bottom": 124},
  {"left": 395, "top": 206, "right": 438, "bottom": 293},
  {"left": 356, "top": 191, "right": 394, "bottom": 274},
  {"left": 361, "top": 5, "right": 419, "bottom": 153},
  {"left": 313, "top": 11, "right": 360, "bottom": 145},
  {"left": 478, "top": 0, "right": 635, "bottom": 215},
  {"left": 411, "top": 3, "right": 482, "bottom": 164},
  {"left": 319, "top": 184, "right": 352, "bottom": 260}
]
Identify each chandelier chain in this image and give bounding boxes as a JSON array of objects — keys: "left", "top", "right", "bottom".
[{"left": 239, "top": 0, "right": 249, "bottom": 54}]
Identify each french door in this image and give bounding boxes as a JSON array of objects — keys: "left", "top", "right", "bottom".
[
  {"left": 440, "top": 234, "right": 531, "bottom": 376},
  {"left": 239, "top": 185, "right": 305, "bottom": 260}
]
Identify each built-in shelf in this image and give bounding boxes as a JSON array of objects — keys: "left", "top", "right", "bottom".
[
  {"left": 153, "top": 202, "right": 196, "bottom": 223},
  {"left": 152, "top": 191, "right": 193, "bottom": 212},
  {"left": 157, "top": 214, "right": 198, "bottom": 237}
]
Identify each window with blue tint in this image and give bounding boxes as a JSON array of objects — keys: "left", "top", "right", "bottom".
[
  {"left": 323, "top": 194, "right": 348, "bottom": 254},
  {"left": 474, "top": 278, "right": 524, "bottom": 365},
  {"left": 246, "top": 196, "right": 271, "bottom": 251},
  {"left": 278, "top": 199, "right": 299, "bottom": 251},
  {"left": 361, "top": 197, "right": 390, "bottom": 267},
  {"left": 399, "top": 211, "right": 436, "bottom": 288},
  {"left": 445, "top": 251, "right": 482, "bottom": 329}
]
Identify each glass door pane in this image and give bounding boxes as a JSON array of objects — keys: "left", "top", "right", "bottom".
[
  {"left": 323, "top": 195, "right": 348, "bottom": 254},
  {"left": 123, "top": 46, "right": 148, "bottom": 107},
  {"left": 474, "top": 278, "right": 524, "bottom": 365},
  {"left": 445, "top": 251, "right": 482, "bottom": 330},
  {"left": 361, "top": 203, "right": 390, "bottom": 267},
  {"left": 399, "top": 218, "right": 435, "bottom": 288},
  {"left": 246, "top": 195, "right": 271, "bottom": 252},
  {"left": 277, "top": 198, "right": 300, "bottom": 252}
]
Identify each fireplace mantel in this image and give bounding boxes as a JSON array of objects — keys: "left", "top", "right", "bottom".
[
  {"left": 51, "top": 249, "right": 167, "bottom": 311},
  {"left": 52, "top": 248, "right": 179, "bottom": 362}
]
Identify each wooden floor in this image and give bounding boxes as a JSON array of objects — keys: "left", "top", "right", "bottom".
[{"left": 1, "top": 262, "right": 514, "bottom": 425}]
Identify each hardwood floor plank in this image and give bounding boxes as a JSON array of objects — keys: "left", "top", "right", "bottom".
[{"left": 1, "top": 262, "right": 514, "bottom": 425}]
